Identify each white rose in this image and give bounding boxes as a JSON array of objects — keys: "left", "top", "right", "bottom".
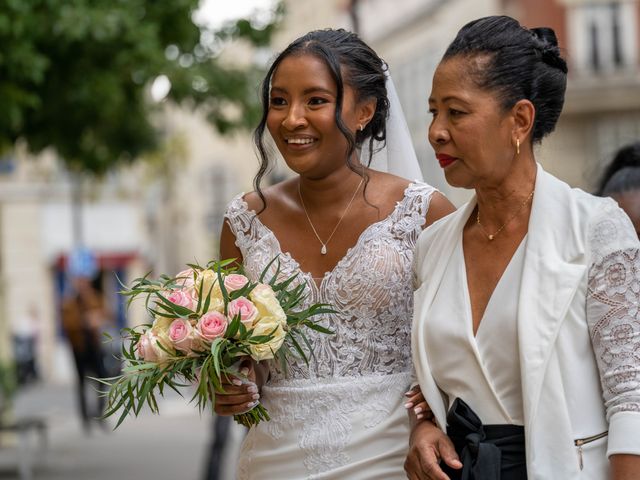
[
  {"left": 195, "top": 269, "right": 223, "bottom": 300},
  {"left": 249, "top": 319, "right": 286, "bottom": 361},
  {"left": 150, "top": 316, "right": 176, "bottom": 358},
  {"left": 249, "top": 284, "right": 287, "bottom": 327}
]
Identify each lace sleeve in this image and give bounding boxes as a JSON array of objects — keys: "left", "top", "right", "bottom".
[
  {"left": 223, "top": 193, "right": 257, "bottom": 253},
  {"left": 587, "top": 200, "right": 640, "bottom": 421}
]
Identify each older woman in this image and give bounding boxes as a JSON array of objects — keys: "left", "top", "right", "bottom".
[{"left": 408, "top": 16, "right": 640, "bottom": 480}]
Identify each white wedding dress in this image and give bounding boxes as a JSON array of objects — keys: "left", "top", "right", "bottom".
[{"left": 224, "top": 182, "right": 435, "bottom": 479}]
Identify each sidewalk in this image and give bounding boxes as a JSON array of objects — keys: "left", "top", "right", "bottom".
[{"left": 0, "top": 381, "right": 245, "bottom": 480}]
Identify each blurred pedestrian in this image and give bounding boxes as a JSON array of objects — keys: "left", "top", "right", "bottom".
[
  {"left": 596, "top": 142, "right": 640, "bottom": 195},
  {"left": 202, "top": 415, "right": 232, "bottom": 480},
  {"left": 599, "top": 143, "right": 640, "bottom": 239},
  {"left": 61, "top": 248, "right": 109, "bottom": 433}
]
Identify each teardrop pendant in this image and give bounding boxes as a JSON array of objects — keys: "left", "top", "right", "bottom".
[{"left": 320, "top": 245, "right": 327, "bottom": 255}]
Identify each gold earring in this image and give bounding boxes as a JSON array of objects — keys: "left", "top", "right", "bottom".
[{"left": 516, "top": 138, "right": 520, "bottom": 156}]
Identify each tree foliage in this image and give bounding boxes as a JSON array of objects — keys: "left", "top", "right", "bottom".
[{"left": 0, "top": 0, "right": 281, "bottom": 174}]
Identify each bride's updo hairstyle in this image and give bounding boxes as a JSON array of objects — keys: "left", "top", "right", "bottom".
[
  {"left": 443, "top": 16, "right": 567, "bottom": 143},
  {"left": 253, "top": 28, "right": 389, "bottom": 208}
]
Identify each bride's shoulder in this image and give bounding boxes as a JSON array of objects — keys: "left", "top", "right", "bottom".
[
  {"left": 241, "top": 178, "right": 297, "bottom": 215},
  {"left": 367, "top": 170, "right": 438, "bottom": 198},
  {"left": 366, "top": 170, "right": 413, "bottom": 200}
]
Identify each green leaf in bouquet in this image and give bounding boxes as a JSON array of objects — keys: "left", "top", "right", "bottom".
[
  {"left": 269, "top": 272, "right": 299, "bottom": 294},
  {"left": 258, "top": 254, "right": 282, "bottom": 283},
  {"left": 195, "top": 277, "right": 205, "bottom": 313},
  {"left": 148, "top": 307, "right": 179, "bottom": 319},
  {"left": 303, "top": 323, "right": 334, "bottom": 335},
  {"left": 146, "top": 390, "right": 159, "bottom": 415},
  {"left": 285, "top": 331, "right": 309, "bottom": 364},
  {"left": 201, "top": 280, "right": 216, "bottom": 314},
  {"left": 208, "top": 258, "right": 237, "bottom": 270},
  {"left": 163, "top": 377, "right": 185, "bottom": 397},
  {"left": 135, "top": 380, "right": 156, "bottom": 416},
  {"left": 122, "top": 362, "right": 158, "bottom": 373},
  {"left": 155, "top": 292, "right": 196, "bottom": 317},
  {"left": 210, "top": 337, "right": 225, "bottom": 379},
  {"left": 276, "top": 344, "right": 291, "bottom": 374},
  {"left": 298, "top": 329, "right": 315, "bottom": 353},
  {"left": 238, "top": 320, "right": 248, "bottom": 339},
  {"left": 224, "top": 312, "right": 242, "bottom": 339},
  {"left": 215, "top": 265, "right": 230, "bottom": 312},
  {"left": 153, "top": 301, "right": 183, "bottom": 315},
  {"left": 228, "top": 280, "right": 256, "bottom": 301},
  {"left": 153, "top": 339, "right": 177, "bottom": 358},
  {"left": 247, "top": 328, "right": 277, "bottom": 344},
  {"left": 159, "top": 273, "right": 173, "bottom": 283}
]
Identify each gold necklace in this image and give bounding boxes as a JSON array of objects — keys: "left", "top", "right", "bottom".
[
  {"left": 476, "top": 189, "right": 535, "bottom": 241},
  {"left": 298, "top": 178, "right": 364, "bottom": 255}
]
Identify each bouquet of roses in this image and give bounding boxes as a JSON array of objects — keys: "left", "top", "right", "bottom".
[{"left": 101, "top": 257, "right": 333, "bottom": 428}]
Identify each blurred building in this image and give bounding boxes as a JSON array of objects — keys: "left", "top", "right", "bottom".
[
  {"left": 506, "top": 0, "right": 640, "bottom": 188},
  {"left": 0, "top": 147, "right": 144, "bottom": 382}
]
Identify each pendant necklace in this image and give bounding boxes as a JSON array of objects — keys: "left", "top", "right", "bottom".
[
  {"left": 476, "top": 189, "right": 535, "bottom": 241},
  {"left": 298, "top": 178, "right": 364, "bottom": 255}
]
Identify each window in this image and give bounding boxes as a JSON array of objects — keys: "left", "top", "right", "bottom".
[{"left": 568, "top": 1, "right": 637, "bottom": 74}]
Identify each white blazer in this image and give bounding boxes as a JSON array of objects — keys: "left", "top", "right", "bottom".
[{"left": 412, "top": 165, "right": 640, "bottom": 479}]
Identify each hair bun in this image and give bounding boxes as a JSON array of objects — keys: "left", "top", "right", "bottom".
[
  {"left": 531, "top": 27, "right": 558, "bottom": 47},
  {"left": 531, "top": 27, "right": 568, "bottom": 73}
]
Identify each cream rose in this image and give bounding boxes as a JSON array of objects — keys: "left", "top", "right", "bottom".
[
  {"left": 249, "top": 320, "right": 286, "bottom": 361},
  {"left": 195, "top": 269, "right": 225, "bottom": 312},
  {"left": 249, "top": 284, "right": 287, "bottom": 327},
  {"left": 195, "top": 269, "right": 221, "bottom": 297}
]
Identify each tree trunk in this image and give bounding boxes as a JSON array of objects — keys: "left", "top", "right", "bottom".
[{"left": 71, "top": 172, "right": 84, "bottom": 250}]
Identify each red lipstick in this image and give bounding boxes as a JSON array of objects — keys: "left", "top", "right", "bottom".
[{"left": 436, "top": 153, "right": 457, "bottom": 168}]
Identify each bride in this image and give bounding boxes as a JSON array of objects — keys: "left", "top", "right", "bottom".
[{"left": 215, "top": 28, "right": 453, "bottom": 479}]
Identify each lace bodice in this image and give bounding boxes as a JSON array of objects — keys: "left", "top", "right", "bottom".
[
  {"left": 224, "top": 182, "right": 435, "bottom": 383},
  {"left": 587, "top": 200, "right": 640, "bottom": 418}
]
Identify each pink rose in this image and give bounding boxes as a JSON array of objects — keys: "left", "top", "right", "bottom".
[
  {"left": 175, "top": 269, "right": 196, "bottom": 289},
  {"left": 196, "top": 311, "right": 228, "bottom": 341},
  {"left": 136, "top": 330, "right": 170, "bottom": 363},
  {"left": 168, "top": 318, "right": 201, "bottom": 354},
  {"left": 136, "top": 331, "right": 158, "bottom": 362},
  {"left": 227, "top": 296, "right": 259, "bottom": 327},
  {"left": 223, "top": 274, "right": 249, "bottom": 292},
  {"left": 165, "top": 289, "right": 195, "bottom": 311}
]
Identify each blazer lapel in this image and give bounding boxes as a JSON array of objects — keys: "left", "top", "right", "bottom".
[
  {"left": 413, "top": 199, "right": 476, "bottom": 427},
  {"left": 517, "top": 166, "right": 587, "bottom": 432}
]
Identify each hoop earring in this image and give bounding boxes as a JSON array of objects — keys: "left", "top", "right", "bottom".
[{"left": 516, "top": 138, "right": 520, "bottom": 156}]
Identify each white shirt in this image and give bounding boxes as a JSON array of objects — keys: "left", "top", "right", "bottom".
[{"left": 426, "top": 236, "right": 526, "bottom": 425}]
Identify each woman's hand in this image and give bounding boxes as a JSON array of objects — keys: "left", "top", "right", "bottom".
[
  {"left": 405, "top": 421, "right": 462, "bottom": 480},
  {"left": 405, "top": 385, "right": 433, "bottom": 422},
  {"left": 214, "top": 358, "right": 261, "bottom": 416}
]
